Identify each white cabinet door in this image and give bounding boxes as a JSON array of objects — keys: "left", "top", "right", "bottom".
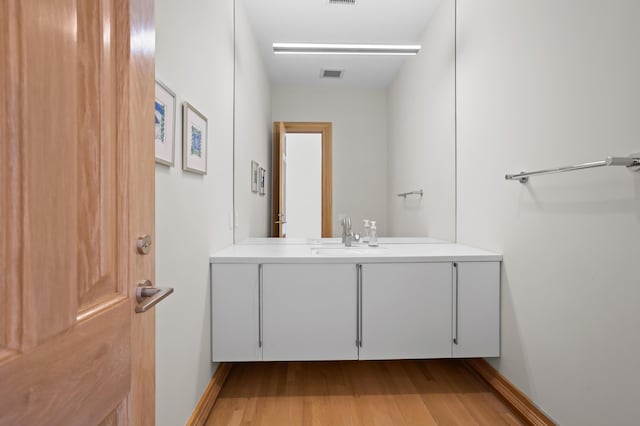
[
  {"left": 453, "top": 262, "right": 500, "bottom": 358},
  {"left": 211, "top": 264, "right": 261, "bottom": 361},
  {"left": 360, "top": 263, "right": 452, "bottom": 360},
  {"left": 262, "top": 264, "right": 357, "bottom": 361}
]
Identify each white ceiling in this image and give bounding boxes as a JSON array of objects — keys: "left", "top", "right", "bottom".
[{"left": 242, "top": 0, "right": 443, "bottom": 88}]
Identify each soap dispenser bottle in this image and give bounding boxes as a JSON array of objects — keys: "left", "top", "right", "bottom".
[
  {"left": 362, "top": 219, "right": 370, "bottom": 244},
  {"left": 368, "top": 221, "right": 378, "bottom": 247}
]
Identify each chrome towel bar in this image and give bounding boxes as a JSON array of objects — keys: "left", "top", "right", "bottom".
[
  {"left": 397, "top": 189, "right": 424, "bottom": 198},
  {"left": 505, "top": 154, "right": 640, "bottom": 183}
]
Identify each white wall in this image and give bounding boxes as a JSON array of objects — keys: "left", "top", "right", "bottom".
[
  {"left": 272, "top": 87, "right": 389, "bottom": 236},
  {"left": 457, "top": 1, "right": 640, "bottom": 424},
  {"left": 387, "top": 0, "right": 456, "bottom": 241},
  {"left": 234, "top": 0, "right": 272, "bottom": 241},
  {"left": 154, "top": 0, "right": 234, "bottom": 424},
  {"left": 285, "top": 133, "right": 322, "bottom": 238}
]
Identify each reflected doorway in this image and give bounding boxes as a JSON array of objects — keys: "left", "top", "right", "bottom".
[{"left": 272, "top": 122, "right": 332, "bottom": 238}]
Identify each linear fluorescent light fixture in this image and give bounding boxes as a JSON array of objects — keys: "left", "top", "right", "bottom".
[{"left": 273, "top": 43, "right": 421, "bottom": 56}]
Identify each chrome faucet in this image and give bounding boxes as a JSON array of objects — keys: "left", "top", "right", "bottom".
[
  {"left": 341, "top": 216, "right": 352, "bottom": 246},
  {"left": 341, "top": 216, "right": 360, "bottom": 247}
]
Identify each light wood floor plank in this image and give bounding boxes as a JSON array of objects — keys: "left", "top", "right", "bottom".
[{"left": 206, "top": 360, "right": 524, "bottom": 426}]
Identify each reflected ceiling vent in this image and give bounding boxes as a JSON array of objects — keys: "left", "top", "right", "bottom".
[
  {"left": 329, "top": 0, "right": 356, "bottom": 4},
  {"left": 321, "top": 69, "right": 344, "bottom": 79}
]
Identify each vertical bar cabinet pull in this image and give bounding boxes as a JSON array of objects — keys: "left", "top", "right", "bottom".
[{"left": 453, "top": 262, "right": 459, "bottom": 345}]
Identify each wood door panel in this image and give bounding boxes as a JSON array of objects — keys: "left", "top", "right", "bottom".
[
  {"left": 0, "top": 0, "right": 20, "bottom": 353},
  {"left": 0, "top": 0, "right": 8, "bottom": 352},
  {"left": 1, "top": 0, "right": 156, "bottom": 422},
  {"left": 3, "top": 0, "right": 124, "bottom": 350},
  {"left": 77, "top": 0, "right": 120, "bottom": 310},
  {"left": 98, "top": 404, "right": 127, "bottom": 426},
  {"left": 17, "top": 0, "right": 80, "bottom": 350},
  {"left": 0, "top": 301, "right": 131, "bottom": 426},
  {"left": 123, "top": 0, "right": 157, "bottom": 423},
  {"left": 99, "top": 410, "right": 118, "bottom": 426}
]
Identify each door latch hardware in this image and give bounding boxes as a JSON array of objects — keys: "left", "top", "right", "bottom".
[
  {"left": 135, "top": 280, "right": 174, "bottom": 313},
  {"left": 137, "top": 235, "right": 152, "bottom": 255}
]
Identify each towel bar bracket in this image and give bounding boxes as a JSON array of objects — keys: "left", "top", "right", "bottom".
[{"left": 629, "top": 152, "right": 640, "bottom": 173}]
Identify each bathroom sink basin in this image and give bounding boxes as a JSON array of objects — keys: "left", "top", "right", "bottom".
[
  {"left": 308, "top": 238, "right": 343, "bottom": 245},
  {"left": 311, "top": 247, "right": 388, "bottom": 256}
]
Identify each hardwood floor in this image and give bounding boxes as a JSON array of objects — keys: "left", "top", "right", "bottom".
[{"left": 205, "top": 360, "right": 523, "bottom": 425}]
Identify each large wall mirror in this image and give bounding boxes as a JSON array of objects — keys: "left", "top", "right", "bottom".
[{"left": 234, "top": 0, "right": 456, "bottom": 243}]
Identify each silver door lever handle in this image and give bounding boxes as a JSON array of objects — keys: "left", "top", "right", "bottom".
[{"left": 135, "top": 280, "right": 174, "bottom": 313}]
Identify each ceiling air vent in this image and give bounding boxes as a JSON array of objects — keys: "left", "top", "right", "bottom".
[
  {"left": 329, "top": 0, "right": 356, "bottom": 5},
  {"left": 321, "top": 69, "right": 344, "bottom": 79}
]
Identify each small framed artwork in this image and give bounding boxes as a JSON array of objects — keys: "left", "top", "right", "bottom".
[
  {"left": 182, "top": 102, "right": 208, "bottom": 174},
  {"left": 259, "top": 167, "right": 266, "bottom": 196},
  {"left": 251, "top": 161, "right": 259, "bottom": 193},
  {"left": 154, "top": 80, "right": 176, "bottom": 166}
]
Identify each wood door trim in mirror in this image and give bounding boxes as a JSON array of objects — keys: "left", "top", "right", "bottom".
[{"left": 272, "top": 122, "right": 332, "bottom": 238}]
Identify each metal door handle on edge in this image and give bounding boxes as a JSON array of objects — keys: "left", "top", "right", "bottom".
[{"left": 135, "top": 280, "right": 174, "bottom": 313}]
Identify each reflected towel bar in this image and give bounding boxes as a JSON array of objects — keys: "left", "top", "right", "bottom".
[
  {"left": 505, "top": 154, "right": 640, "bottom": 183},
  {"left": 397, "top": 189, "right": 424, "bottom": 198}
]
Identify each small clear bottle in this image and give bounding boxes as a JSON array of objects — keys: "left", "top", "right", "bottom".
[
  {"left": 368, "top": 221, "right": 378, "bottom": 247},
  {"left": 362, "top": 219, "right": 370, "bottom": 244}
]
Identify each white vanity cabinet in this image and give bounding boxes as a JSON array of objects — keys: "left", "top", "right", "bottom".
[
  {"left": 210, "top": 242, "right": 502, "bottom": 362},
  {"left": 211, "top": 264, "right": 261, "bottom": 361},
  {"left": 261, "top": 264, "right": 358, "bottom": 361},
  {"left": 453, "top": 262, "right": 500, "bottom": 357},
  {"left": 359, "top": 263, "right": 453, "bottom": 360}
]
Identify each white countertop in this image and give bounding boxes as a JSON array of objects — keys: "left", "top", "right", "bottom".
[
  {"left": 211, "top": 240, "right": 502, "bottom": 264},
  {"left": 237, "top": 237, "right": 448, "bottom": 245}
]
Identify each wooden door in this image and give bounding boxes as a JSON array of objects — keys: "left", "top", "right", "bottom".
[
  {"left": 262, "top": 264, "right": 357, "bottom": 361},
  {"left": 271, "top": 122, "right": 333, "bottom": 238},
  {"left": 272, "top": 122, "right": 287, "bottom": 237},
  {"left": 360, "top": 263, "right": 452, "bottom": 360},
  {"left": 0, "top": 0, "right": 156, "bottom": 424}
]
